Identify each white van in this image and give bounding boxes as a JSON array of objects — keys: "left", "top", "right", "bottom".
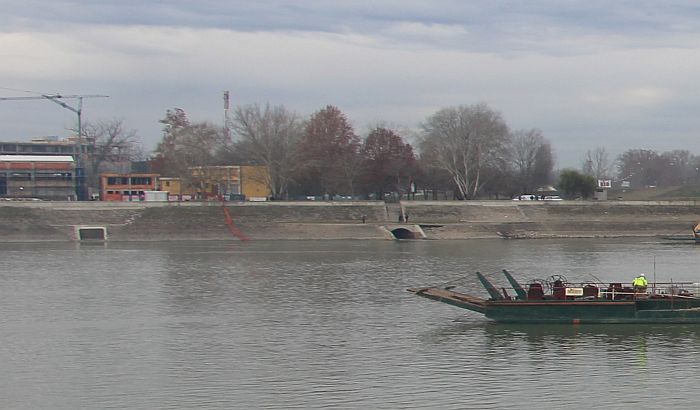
[{"left": 543, "top": 195, "right": 563, "bottom": 201}]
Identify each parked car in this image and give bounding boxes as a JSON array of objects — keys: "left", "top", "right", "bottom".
[
  {"left": 512, "top": 194, "right": 563, "bottom": 201},
  {"left": 512, "top": 194, "right": 538, "bottom": 201}
]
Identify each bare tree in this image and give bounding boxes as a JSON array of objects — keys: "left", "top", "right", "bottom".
[
  {"left": 533, "top": 143, "right": 554, "bottom": 187},
  {"left": 80, "top": 119, "right": 142, "bottom": 189},
  {"left": 230, "top": 103, "right": 304, "bottom": 199},
  {"left": 416, "top": 149, "right": 454, "bottom": 200},
  {"left": 510, "top": 129, "right": 553, "bottom": 193},
  {"left": 152, "top": 108, "right": 227, "bottom": 193},
  {"left": 616, "top": 149, "right": 659, "bottom": 188},
  {"left": 420, "top": 103, "right": 510, "bottom": 199},
  {"left": 582, "top": 147, "right": 612, "bottom": 180},
  {"left": 617, "top": 149, "right": 694, "bottom": 188},
  {"left": 659, "top": 150, "right": 691, "bottom": 186}
]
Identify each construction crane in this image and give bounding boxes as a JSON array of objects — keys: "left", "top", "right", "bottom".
[
  {"left": 0, "top": 94, "right": 109, "bottom": 141},
  {"left": 0, "top": 93, "right": 109, "bottom": 200}
]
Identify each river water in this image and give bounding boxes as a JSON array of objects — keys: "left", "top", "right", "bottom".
[{"left": 2, "top": 238, "right": 700, "bottom": 409}]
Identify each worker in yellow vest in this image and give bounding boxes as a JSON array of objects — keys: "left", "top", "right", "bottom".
[{"left": 633, "top": 273, "right": 648, "bottom": 293}]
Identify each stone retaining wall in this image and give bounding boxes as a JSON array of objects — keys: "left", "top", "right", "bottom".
[{"left": 1, "top": 200, "right": 698, "bottom": 242}]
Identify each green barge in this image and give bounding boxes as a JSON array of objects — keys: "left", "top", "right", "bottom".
[{"left": 408, "top": 270, "right": 700, "bottom": 324}]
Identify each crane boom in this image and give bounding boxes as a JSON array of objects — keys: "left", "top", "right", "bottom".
[
  {"left": 0, "top": 94, "right": 108, "bottom": 101},
  {"left": 42, "top": 95, "right": 81, "bottom": 115},
  {"left": 0, "top": 92, "right": 109, "bottom": 200}
]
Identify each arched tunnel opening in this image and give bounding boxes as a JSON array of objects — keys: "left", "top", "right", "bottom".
[{"left": 391, "top": 228, "right": 418, "bottom": 240}]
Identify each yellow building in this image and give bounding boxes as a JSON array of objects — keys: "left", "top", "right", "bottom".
[
  {"left": 189, "top": 165, "right": 240, "bottom": 199},
  {"left": 159, "top": 165, "right": 271, "bottom": 201},
  {"left": 240, "top": 165, "right": 270, "bottom": 199},
  {"left": 158, "top": 177, "right": 196, "bottom": 201}
]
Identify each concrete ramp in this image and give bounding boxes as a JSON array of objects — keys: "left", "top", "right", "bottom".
[{"left": 408, "top": 287, "right": 487, "bottom": 314}]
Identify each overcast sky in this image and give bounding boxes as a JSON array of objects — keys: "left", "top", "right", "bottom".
[{"left": 3, "top": 1, "right": 700, "bottom": 167}]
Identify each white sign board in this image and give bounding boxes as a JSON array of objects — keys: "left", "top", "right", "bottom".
[{"left": 565, "top": 287, "right": 584, "bottom": 297}]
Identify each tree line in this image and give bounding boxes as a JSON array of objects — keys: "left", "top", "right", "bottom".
[
  {"left": 81, "top": 102, "right": 700, "bottom": 200},
  {"left": 147, "top": 103, "right": 554, "bottom": 200}
]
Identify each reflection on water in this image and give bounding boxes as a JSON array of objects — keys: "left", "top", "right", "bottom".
[
  {"left": 2, "top": 238, "right": 700, "bottom": 408},
  {"left": 420, "top": 319, "right": 700, "bottom": 408}
]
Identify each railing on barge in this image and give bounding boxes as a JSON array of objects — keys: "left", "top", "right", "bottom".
[
  {"left": 600, "top": 282, "right": 699, "bottom": 300},
  {"left": 413, "top": 269, "right": 700, "bottom": 302},
  {"left": 496, "top": 280, "right": 700, "bottom": 301}
]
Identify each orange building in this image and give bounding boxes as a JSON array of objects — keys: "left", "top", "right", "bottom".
[{"left": 99, "top": 173, "right": 159, "bottom": 201}]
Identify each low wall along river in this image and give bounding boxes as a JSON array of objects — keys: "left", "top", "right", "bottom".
[{"left": 1, "top": 200, "right": 699, "bottom": 242}]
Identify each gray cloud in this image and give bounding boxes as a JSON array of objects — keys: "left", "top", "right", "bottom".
[
  {"left": 4, "top": 1, "right": 700, "bottom": 167},
  {"left": 7, "top": 1, "right": 700, "bottom": 43}
]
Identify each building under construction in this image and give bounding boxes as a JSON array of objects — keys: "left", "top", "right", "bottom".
[{"left": 0, "top": 155, "right": 77, "bottom": 200}]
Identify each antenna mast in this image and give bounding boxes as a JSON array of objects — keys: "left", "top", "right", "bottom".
[{"left": 223, "top": 91, "right": 231, "bottom": 141}]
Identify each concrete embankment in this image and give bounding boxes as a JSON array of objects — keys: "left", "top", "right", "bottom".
[{"left": 1, "top": 200, "right": 699, "bottom": 242}]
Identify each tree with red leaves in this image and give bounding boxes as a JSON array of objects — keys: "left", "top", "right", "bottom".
[
  {"left": 360, "top": 127, "right": 416, "bottom": 199},
  {"left": 297, "top": 106, "right": 361, "bottom": 197}
]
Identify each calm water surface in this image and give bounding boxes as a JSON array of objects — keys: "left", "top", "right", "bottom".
[{"left": 2, "top": 238, "right": 700, "bottom": 409}]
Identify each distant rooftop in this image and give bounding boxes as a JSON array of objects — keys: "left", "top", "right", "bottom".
[
  {"left": 0, "top": 155, "right": 74, "bottom": 162},
  {"left": 31, "top": 136, "right": 61, "bottom": 142}
]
